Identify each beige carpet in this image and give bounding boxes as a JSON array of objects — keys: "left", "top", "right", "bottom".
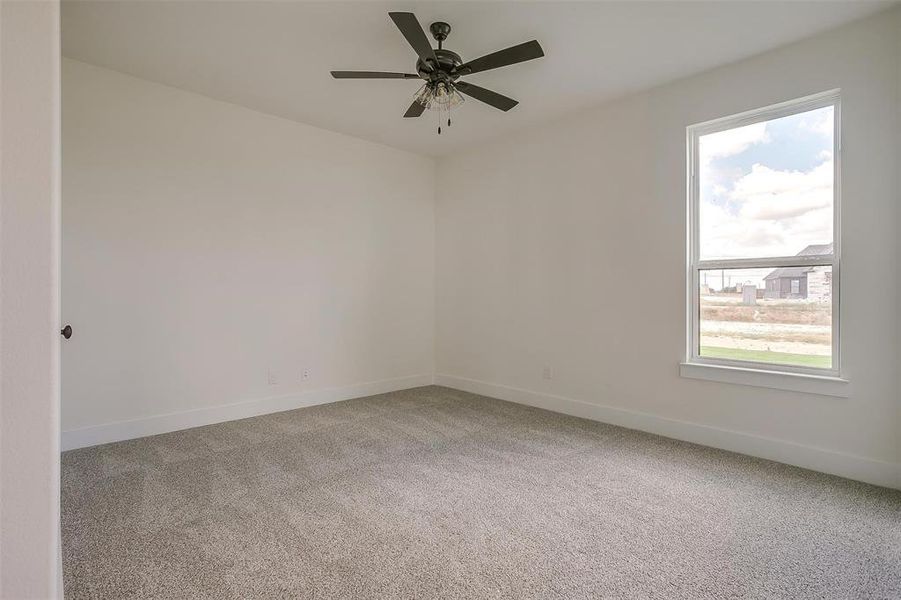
[{"left": 62, "top": 385, "right": 901, "bottom": 599}]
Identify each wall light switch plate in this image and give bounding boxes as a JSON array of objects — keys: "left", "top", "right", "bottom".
[{"left": 268, "top": 369, "right": 279, "bottom": 385}]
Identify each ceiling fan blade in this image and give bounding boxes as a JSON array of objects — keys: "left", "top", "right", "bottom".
[
  {"left": 455, "top": 81, "right": 518, "bottom": 112},
  {"left": 404, "top": 100, "right": 426, "bottom": 118},
  {"left": 456, "top": 40, "right": 544, "bottom": 76},
  {"left": 331, "top": 71, "right": 420, "bottom": 79},
  {"left": 389, "top": 12, "right": 438, "bottom": 70}
]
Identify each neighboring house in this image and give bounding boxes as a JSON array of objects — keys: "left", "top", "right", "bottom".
[{"left": 764, "top": 243, "right": 833, "bottom": 300}]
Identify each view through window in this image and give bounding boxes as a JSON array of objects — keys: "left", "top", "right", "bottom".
[{"left": 690, "top": 95, "right": 838, "bottom": 371}]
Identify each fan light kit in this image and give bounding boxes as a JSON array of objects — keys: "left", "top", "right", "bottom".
[{"left": 331, "top": 13, "right": 544, "bottom": 135}]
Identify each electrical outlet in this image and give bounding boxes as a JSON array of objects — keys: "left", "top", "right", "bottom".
[
  {"left": 542, "top": 366, "right": 553, "bottom": 380},
  {"left": 268, "top": 369, "right": 279, "bottom": 385},
  {"left": 301, "top": 369, "right": 311, "bottom": 381}
]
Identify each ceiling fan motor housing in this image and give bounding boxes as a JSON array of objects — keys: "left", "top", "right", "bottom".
[
  {"left": 417, "top": 48, "right": 463, "bottom": 82},
  {"left": 413, "top": 22, "right": 461, "bottom": 83}
]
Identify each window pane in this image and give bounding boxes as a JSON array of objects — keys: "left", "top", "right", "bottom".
[
  {"left": 699, "top": 267, "right": 832, "bottom": 368},
  {"left": 699, "top": 106, "right": 834, "bottom": 260}
]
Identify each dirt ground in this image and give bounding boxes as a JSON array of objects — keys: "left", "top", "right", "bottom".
[
  {"left": 700, "top": 294, "right": 831, "bottom": 355},
  {"left": 700, "top": 295, "right": 830, "bottom": 326}
]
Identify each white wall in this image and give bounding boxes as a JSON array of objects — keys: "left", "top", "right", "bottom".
[
  {"left": 436, "top": 9, "right": 901, "bottom": 487},
  {"left": 61, "top": 59, "right": 435, "bottom": 446},
  {"left": 1, "top": 1, "right": 62, "bottom": 597}
]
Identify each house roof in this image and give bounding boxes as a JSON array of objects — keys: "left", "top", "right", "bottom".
[
  {"left": 765, "top": 266, "right": 812, "bottom": 280},
  {"left": 796, "top": 243, "right": 833, "bottom": 256},
  {"left": 764, "top": 243, "right": 833, "bottom": 280}
]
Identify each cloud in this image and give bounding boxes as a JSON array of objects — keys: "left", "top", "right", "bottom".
[
  {"left": 733, "top": 159, "right": 833, "bottom": 220},
  {"left": 799, "top": 105, "right": 833, "bottom": 137},
  {"left": 700, "top": 157, "right": 833, "bottom": 259},
  {"left": 699, "top": 122, "right": 768, "bottom": 165},
  {"left": 701, "top": 202, "right": 789, "bottom": 258}
]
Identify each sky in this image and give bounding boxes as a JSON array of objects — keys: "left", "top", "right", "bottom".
[{"left": 699, "top": 104, "right": 834, "bottom": 271}]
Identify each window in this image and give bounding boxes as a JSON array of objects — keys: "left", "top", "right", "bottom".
[{"left": 687, "top": 91, "right": 840, "bottom": 377}]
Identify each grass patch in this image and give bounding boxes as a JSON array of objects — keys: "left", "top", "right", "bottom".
[{"left": 700, "top": 346, "right": 831, "bottom": 368}]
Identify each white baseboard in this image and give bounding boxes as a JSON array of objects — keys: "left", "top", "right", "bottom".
[
  {"left": 435, "top": 374, "right": 901, "bottom": 490},
  {"left": 61, "top": 374, "right": 433, "bottom": 451}
]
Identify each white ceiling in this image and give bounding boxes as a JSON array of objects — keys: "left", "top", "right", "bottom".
[{"left": 62, "top": 0, "right": 892, "bottom": 157}]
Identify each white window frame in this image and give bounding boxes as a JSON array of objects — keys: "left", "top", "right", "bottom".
[{"left": 685, "top": 90, "right": 843, "bottom": 382}]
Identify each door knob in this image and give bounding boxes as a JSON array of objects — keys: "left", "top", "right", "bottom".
[{"left": 61, "top": 325, "right": 72, "bottom": 339}]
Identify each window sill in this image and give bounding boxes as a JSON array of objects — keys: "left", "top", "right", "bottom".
[{"left": 679, "top": 362, "right": 850, "bottom": 397}]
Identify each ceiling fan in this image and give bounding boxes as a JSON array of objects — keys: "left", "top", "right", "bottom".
[{"left": 330, "top": 12, "right": 544, "bottom": 134}]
